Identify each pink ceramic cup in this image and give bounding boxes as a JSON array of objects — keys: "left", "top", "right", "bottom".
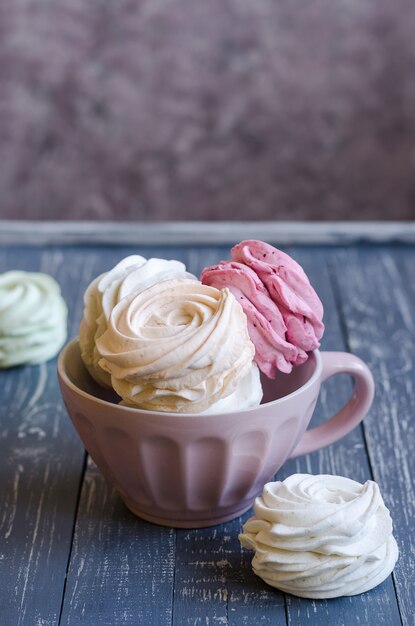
[{"left": 57, "top": 339, "right": 374, "bottom": 528}]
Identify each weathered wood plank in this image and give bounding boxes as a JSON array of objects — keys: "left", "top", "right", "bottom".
[
  {"left": 0, "top": 247, "right": 94, "bottom": 625},
  {"left": 279, "top": 247, "right": 401, "bottom": 626},
  {"left": 172, "top": 523, "right": 287, "bottom": 626},
  {"left": 1, "top": 220, "right": 415, "bottom": 246},
  {"left": 60, "top": 458, "right": 176, "bottom": 626},
  {"left": 330, "top": 246, "right": 415, "bottom": 626}
]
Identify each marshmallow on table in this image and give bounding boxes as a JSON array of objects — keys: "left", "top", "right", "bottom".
[
  {"left": 0, "top": 271, "right": 67, "bottom": 367},
  {"left": 239, "top": 474, "right": 399, "bottom": 599}
]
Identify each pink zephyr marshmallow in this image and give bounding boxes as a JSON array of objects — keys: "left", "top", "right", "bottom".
[
  {"left": 201, "top": 262, "right": 302, "bottom": 377},
  {"left": 201, "top": 240, "right": 324, "bottom": 378}
]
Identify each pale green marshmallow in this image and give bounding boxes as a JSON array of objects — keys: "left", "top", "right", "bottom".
[{"left": 0, "top": 271, "right": 68, "bottom": 367}]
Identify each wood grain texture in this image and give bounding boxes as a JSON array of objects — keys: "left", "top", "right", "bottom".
[
  {"left": 1, "top": 240, "right": 412, "bottom": 626},
  {"left": 279, "top": 247, "right": 402, "bottom": 626},
  {"left": 331, "top": 247, "right": 415, "bottom": 626},
  {"left": 0, "top": 248, "right": 92, "bottom": 625},
  {"left": 2, "top": 220, "right": 415, "bottom": 246},
  {"left": 171, "top": 518, "right": 288, "bottom": 626},
  {"left": 60, "top": 458, "right": 176, "bottom": 626}
]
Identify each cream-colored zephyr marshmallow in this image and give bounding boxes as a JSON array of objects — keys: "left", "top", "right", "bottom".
[
  {"left": 80, "top": 255, "right": 195, "bottom": 386},
  {"left": 96, "top": 278, "right": 259, "bottom": 413},
  {"left": 239, "top": 474, "right": 399, "bottom": 599}
]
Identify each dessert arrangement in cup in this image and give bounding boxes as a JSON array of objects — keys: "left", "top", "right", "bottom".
[{"left": 0, "top": 241, "right": 398, "bottom": 599}]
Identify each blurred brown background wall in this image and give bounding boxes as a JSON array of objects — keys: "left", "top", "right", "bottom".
[{"left": 1, "top": 0, "right": 415, "bottom": 221}]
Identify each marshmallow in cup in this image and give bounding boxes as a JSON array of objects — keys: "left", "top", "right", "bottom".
[
  {"left": 96, "top": 277, "right": 260, "bottom": 414},
  {"left": 79, "top": 255, "right": 196, "bottom": 387},
  {"left": 58, "top": 339, "right": 375, "bottom": 527}
]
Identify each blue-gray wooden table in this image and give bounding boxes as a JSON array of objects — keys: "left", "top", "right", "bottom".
[{"left": 1, "top": 222, "right": 414, "bottom": 626}]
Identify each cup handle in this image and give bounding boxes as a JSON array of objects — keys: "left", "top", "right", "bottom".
[{"left": 289, "top": 352, "right": 375, "bottom": 459}]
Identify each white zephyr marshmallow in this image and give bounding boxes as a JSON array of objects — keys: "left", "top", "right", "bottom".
[{"left": 239, "top": 474, "right": 399, "bottom": 599}]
